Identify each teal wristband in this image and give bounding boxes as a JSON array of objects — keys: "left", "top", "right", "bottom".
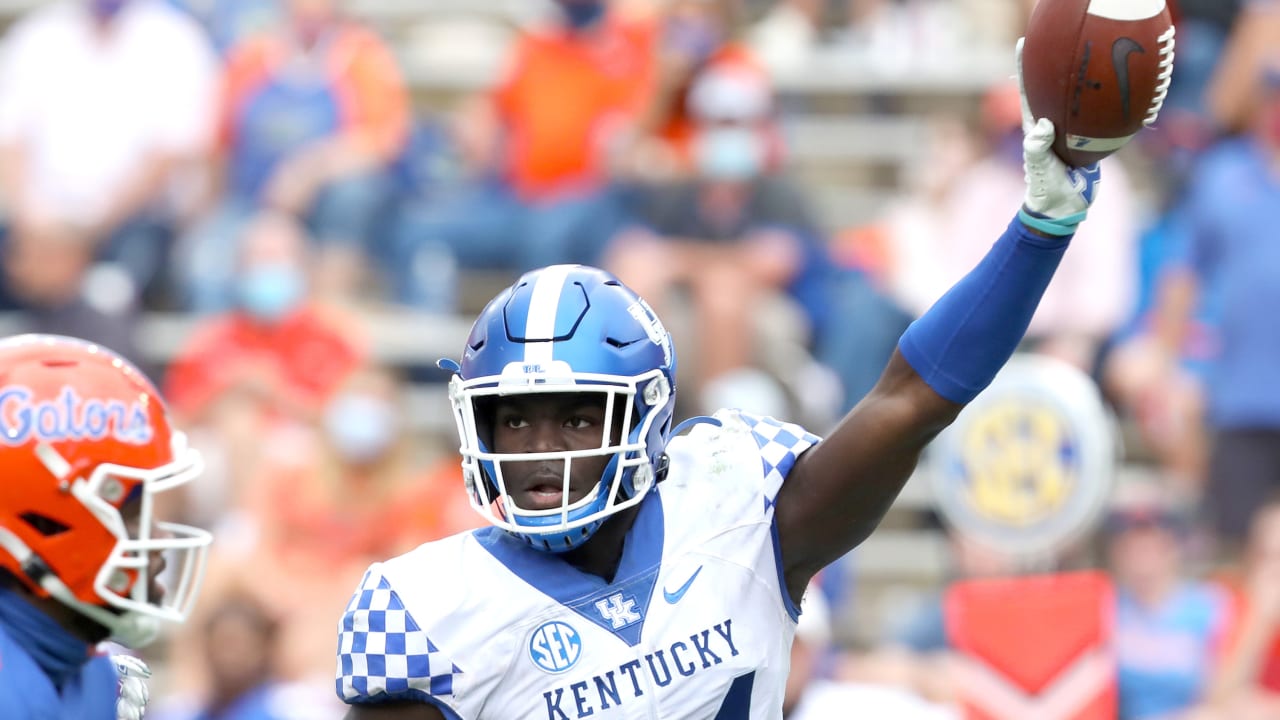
[{"left": 1018, "top": 207, "right": 1086, "bottom": 237}]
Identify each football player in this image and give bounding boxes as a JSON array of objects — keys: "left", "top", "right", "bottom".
[
  {"left": 336, "top": 45, "right": 1102, "bottom": 719},
  {"left": 0, "top": 335, "right": 212, "bottom": 719}
]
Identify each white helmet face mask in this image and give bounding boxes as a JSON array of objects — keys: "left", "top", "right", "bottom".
[
  {"left": 451, "top": 368, "right": 670, "bottom": 545},
  {"left": 27, "top": 433, "right": 211, "bottom": 647},
  {"left": 450, "top": 264, "right": 679, "bottom": 552}
]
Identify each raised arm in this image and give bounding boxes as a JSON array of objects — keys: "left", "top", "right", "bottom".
[{"left": 773, "top": 44, "right": 1104, "bottom": 602}]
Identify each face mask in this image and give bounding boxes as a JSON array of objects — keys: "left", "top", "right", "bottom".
[
  {"left": 324, "top": 393, "right": 398, "bottom": 464},
  {"left": 236, "top": 264, "right": 304, "bottom": 323},
  {"left": 557, "top": 0, "right": 605, "bottom": 31},
  {"left": 694, "top": 127, "right": 766, "bottom": 181}
]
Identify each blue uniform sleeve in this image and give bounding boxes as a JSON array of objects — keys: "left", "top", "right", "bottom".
[
  {"left": 899, "top": 216, "right": 1071, "bottom": 404},
  {"left": 336, "top": 565, "right": 464, "bottom": 718},
  {"left": 0, "top": 630, "right": 116, "bottom": 720}
]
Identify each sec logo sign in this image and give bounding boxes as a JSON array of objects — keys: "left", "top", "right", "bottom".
[{"left": 928, "top": 355, "right": 1118, "bottom": 558}]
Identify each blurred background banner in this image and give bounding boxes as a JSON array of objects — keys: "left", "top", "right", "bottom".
[{"left": 945, "top": 571, "right": 1117, "bottom": 720}]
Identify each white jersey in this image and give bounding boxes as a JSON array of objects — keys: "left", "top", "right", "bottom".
[{"left": 336, "top": 409, "right": 821, "bottom": 719}]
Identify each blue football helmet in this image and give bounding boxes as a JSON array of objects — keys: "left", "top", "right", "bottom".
[{"left": 446, "top": 265, "right": 677, "bottom": 552}]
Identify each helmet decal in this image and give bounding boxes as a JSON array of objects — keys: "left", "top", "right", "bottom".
[
  {"left": 0, "top": 335, "right": 211, "bottom": 648},
  {"left": 0, "top": 385, "right": 154, "bottom": 446},
  {"left": 627, "top": 299, "right": 672, "bottom": 367}
]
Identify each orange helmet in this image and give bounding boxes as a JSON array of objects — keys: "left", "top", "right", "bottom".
[{"left": 0, "top": 334, "right": 211, "bottom": 647}]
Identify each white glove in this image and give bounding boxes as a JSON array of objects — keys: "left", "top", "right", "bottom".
[
  {"left": 1015, "top": 37, "right": 1102, "bottom": 236},
  {"left": 112, "top": 654, "right": 152, "bottom": 720}
]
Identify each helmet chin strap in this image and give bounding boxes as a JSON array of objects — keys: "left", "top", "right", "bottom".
[{"left": 0, "top": 526, "right": 158, "bottom": 648}]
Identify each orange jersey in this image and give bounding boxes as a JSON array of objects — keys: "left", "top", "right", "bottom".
[
  {"left": 164, "top": 305, "right": 366, "bottom": 421},
  {"left": 495, "top": 16, "right": 657, "bottom": 199}
]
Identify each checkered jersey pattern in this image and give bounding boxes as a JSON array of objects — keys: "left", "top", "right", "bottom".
[
  {"left": 337, "top": 569, "right": 462, "bottom": 705},
  {"left": 738, "top": 412, "right": 822, "bottom": 509}
]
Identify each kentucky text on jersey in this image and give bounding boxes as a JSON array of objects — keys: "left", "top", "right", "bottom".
[
  {"left": 0, "top": 385, "right": 153, "bottom": 446},
  {"left": 541, "top": 619, "right": 739, "bottom": 720}
]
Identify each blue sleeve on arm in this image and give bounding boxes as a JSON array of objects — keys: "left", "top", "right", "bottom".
[{"left": 898, "top": 216, "right": 1071, "bottom": 404}]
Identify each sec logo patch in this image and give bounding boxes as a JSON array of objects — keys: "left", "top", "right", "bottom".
[
  {"left": 530, "top": 621, "right": 583, "bottom": 674},
  {"left": 928, "top": 355, "right": 1117, "bottom": 558}
]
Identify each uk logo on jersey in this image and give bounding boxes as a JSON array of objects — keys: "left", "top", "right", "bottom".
[
  {"left": 530, "top": 621, "right": 583, "bottom": 674},
  {"left": 594, "top": 593, "right": 641, "bottom": 629}
]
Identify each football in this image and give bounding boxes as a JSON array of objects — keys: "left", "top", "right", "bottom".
[{"left": 1021, "top": 0, "right": 1176, "bottom": 167}]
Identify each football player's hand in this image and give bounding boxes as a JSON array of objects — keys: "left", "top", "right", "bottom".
[
  {"left": 113, "top": 654, "right": 151, "bottom": 720},
  {"left": 1015, "top": 37, "right": 1101, "bottom": 236}
]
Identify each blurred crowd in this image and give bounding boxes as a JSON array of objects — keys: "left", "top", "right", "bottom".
[{"left": 0, "top": 0, "right": 1278, "bottom": 717}]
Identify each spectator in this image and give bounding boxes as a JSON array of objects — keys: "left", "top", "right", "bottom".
[
  {"left": 1206, "top": 0, "right": 1279, "bottom": 134},
  {"left": 1106, "top": 480, "right": 1231, "bottom": 720},
  {"left": 0, "top": 220, "right": 142, "bottom": 368},
  {"left": 1137, "top": 0, "right": 1240, "bottom": 184},
  {"left": 1100, "top": 0, "right": 1241, "bottom": 498},
  {"left": 247, "top": 365, "right": 476, "bottom": 576},
  {"left": 1102, "top": 209, "right": 1217, "bottom": 497},
  {"left": 0, "top": 0, "right": 218, "bottom": 307},
  {"left": 150, "top": 592, "right": 339, "bottom": 720},
  {"left": 633, "top": 0, "right": 773, "bottom": 175},
  {"left": 389, "top": 0, "right": 654, "bottom": 310},
  {"left": 163, "top": 211, "right": 365, "bottom": 541},
  {"left": 1206, "top": 500, "right": 1280, "bottom": 717},
  {"left": 1148, "top": 62, "right": 1280, "bottom": 550},
  {"left": 166, "top": 211, "right": 365, "bottom": 428},
  {"left": 787, "top": 583, "right": 958, "bottom": 719},
  {"left": 230, "top": 365, "right": 478, "bottom": 683},
  {"left": 606, "top": 64, "right": 829, "bottom": 414},
  {"left": 180, "top": 0, "right": 410, "bottom": 310}
]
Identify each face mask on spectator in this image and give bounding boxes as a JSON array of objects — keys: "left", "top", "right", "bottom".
[
  {"left": 694, "top": 127, "right": 766, "bottom": 181},
  {"left": 88, "top": 0, "right": 128, "bottom": 19},
  {"left": 557, "top": 0, "right": 606, "bottom": 31},
  {"left": 324, "top": 392, "right": 398, "bottom": 464},
  {"left": 236, "top": 264, "right": 304, "bottom": 323}
]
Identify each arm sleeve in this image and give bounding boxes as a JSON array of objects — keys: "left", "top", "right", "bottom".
[{"left": 898, "top": 216, "right": 1072, "bottom": 404}]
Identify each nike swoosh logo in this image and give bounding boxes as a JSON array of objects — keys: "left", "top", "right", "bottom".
[
  {"left": 1111, "top": 37, "right": 1145, "bottom": 123},
  {"left": 663, "top": 566, "right": 703, "bottom": 604}
]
